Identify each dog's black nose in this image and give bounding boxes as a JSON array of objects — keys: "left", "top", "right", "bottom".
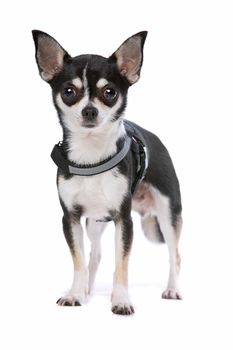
[{"left": 82, "top": 106, "right": 98, "bottom": 120}]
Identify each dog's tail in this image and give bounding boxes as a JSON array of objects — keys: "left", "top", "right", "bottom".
[{"left": 141, "top": 215, "right": 165, "bottom": 243}]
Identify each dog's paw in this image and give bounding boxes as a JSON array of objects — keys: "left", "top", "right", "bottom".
[
  {"left": 111, "top": 303, "right": 135, "bottom": 315},
  {"left": 56, "top": 296, "right": 82, "bottom": 306},
  {"left": 111, "top": 285, "right": 134, "bottom": 315},
  {"left": 162, "top": 288, "right": 182, "bottom": 300}
]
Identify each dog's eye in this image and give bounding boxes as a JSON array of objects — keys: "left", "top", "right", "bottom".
[
  {"left": 64, "top": 87, "right": 76, "bottom": 97},
  {"left": 103, "top": 87, "right": 117, "bottom": 101},
  {"left": 61, "top": 86, "right": 80, "bottom": 106}
]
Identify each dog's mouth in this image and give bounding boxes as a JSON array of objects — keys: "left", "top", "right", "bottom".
[{"left": 81, "top": 122, "right": 98, "bottom": 128}]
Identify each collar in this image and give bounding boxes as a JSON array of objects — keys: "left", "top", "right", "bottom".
[{"left": 51, "top": 135, "right": 132, "bottom": 176}]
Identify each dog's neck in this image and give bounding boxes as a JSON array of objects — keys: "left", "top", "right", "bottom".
[{"left": 63, "top": 119, "right": 126, "bottom": 165}]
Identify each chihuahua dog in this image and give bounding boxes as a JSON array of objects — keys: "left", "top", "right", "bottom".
[{"left": 32, "top": 30, "right": 182, "bottom": 315}]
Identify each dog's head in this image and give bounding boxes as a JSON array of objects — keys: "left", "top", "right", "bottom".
[{"left": 32, "top": 30, "right": 147, "bottom": 132}]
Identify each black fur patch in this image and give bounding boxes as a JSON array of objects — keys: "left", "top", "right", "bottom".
[
  {"left": 114, "top": 195, "right": 133, "bottom": 257},
  {"left": 59, "top": 197, "right": 83, "bottom": 254},
  {"left": 127, "top": 122, "right": 182, "bottom": 227}
]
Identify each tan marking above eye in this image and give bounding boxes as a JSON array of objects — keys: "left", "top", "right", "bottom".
[
  {"left": 96, "top": 78, "right": 109, "bottom": 89},
  {"left": 72, "top": 77, "right": 83, "bottom": 89}
]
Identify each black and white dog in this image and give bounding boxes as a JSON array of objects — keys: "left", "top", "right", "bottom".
[{"left": 32, "top": 30, "right": 182, "bottom": 315}]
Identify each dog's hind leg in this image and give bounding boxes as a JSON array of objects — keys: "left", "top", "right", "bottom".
[
  {"left": 155, "top": 190, "right": 182, "bottom": 300},
  {"left": 133, "top": 182, "right": 182, "bottom": 299},
  {"left": 141, "top": 214, "right": 165, "bottom": 243},
  {"left": 86, "top": 219, "right": 107, "bottom": 294}
]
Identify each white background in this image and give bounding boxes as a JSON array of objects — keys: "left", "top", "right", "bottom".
[{"left": 0, "top": 0, "right": 232, "bottom": 349}]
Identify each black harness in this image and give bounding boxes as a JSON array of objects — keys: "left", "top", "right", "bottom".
[{"left": 51, "top": 120, "right": 148, "bottom": 194}]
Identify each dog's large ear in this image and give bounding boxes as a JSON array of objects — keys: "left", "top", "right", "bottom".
[
  {"left": 32, "top": 30, "right": 71, "bottom": 82},
  {"left": 110, "top": 31, "right": 147, "bottom": 85}
]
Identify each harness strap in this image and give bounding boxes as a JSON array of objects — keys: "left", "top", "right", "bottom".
[
  {"left": 51, "top": 135, "right": 132, "bottom": 176},
  {"left": 124, "top": 121, "right": 148, "bottom": 193},
  {"left": 50, "top": 120, "right": 148, "bottom": 193}
]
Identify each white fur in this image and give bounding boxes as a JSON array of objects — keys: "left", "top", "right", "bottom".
[
  {"left": 111, "top": 284, "right": 132, "bottom": 308},
  {"left": 82, "top": 65, "right": 88, "bottom": 89},
  {"left": 58, "top": 169, "right": 128, "bottom": 219},
  {"left": 86, "top": 220, "right": 107, "bottom": 293},
  {"left": 66, "top": 119, "right": 125, "bottom": 164},
  {"left": 69, "top": 268, "right": 89, "bottom": 303}
]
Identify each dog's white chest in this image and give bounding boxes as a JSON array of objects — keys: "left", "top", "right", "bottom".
[{"left": 58, "top": 169, "right": 128, "bottom": 219}]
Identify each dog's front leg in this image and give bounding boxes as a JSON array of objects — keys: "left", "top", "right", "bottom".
[
  {"left": 57, "top": 213, "right": 88, "bottom": 306},
  {"left": 112, "top": 202, "right": 134, "bottom": 315}
]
